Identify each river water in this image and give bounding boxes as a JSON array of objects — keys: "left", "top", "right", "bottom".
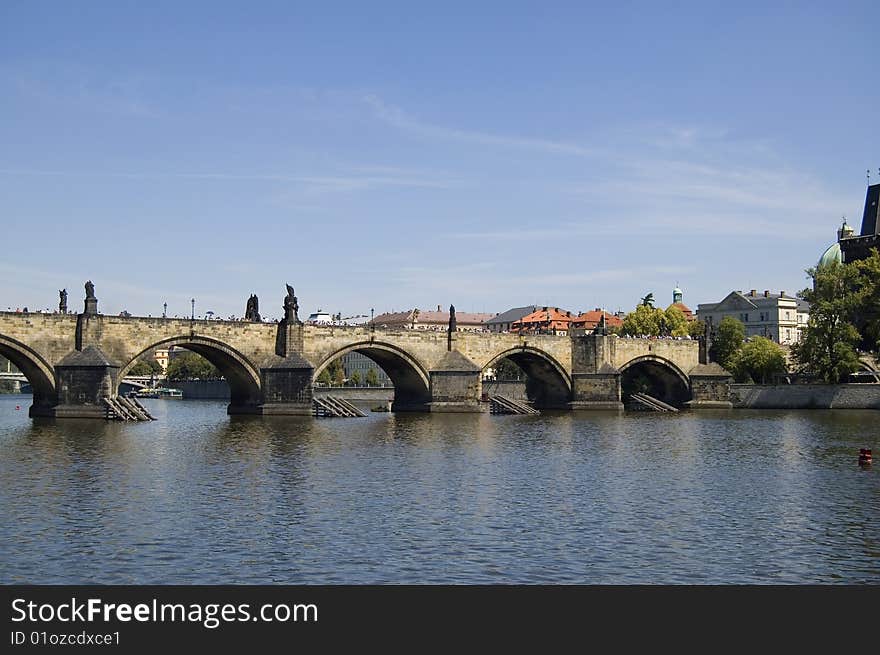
[{"left": 0, "top": 394, "right": 877, "bottom": 584}]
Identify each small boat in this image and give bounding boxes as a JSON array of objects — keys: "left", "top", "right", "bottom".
[{"left": 153, "top": 387, "right": 183, "bottom": 399}]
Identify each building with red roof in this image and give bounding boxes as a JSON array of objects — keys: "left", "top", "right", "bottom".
[
  {"left": 570, "top": 309, "right": 623, "bottom": 331},
  {"left": 510, "top": 307, "right": 574, "bottom": 336},
  {"left": 669, "top": 287, "right": 695, "bottom": 321},
  {"left": 370, "top": 306, "right": 494, "bottom": 331}
]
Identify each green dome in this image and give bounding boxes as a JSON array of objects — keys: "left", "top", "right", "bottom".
[{"left": 818, "top": 242, "right": 841, "bottom": 268}]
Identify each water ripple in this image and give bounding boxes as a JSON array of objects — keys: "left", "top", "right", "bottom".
[{"left": 1, "top": 398, "right": 878, "bottom": 583}]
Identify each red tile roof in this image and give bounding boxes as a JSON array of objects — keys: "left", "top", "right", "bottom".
[
  {"left": 570, "top": 309, "right": 623, "bottom": 330},
  {"left": 511, "top": 307, "right": 573, "bottom": 332},
  {"left": 669, "top": 302, "right": 695, "bottom": 320}
]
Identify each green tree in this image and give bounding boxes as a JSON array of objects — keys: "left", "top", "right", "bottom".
[
  {"left": 792, "top": 261, "right": 862, "bottom": 383},
  {"left": 327, "top": 359, "right": 345, "bottom": 386},
  {"left": 317, "top": 369, "right": 332, "bottom": 386},
  {"left": 663, "top": 305, "right": 689, "bottom": 337},
  {"left": 166, "top": 352, "right": 220, "bottom": 381},
  {"left": 710, "top": 317, "right": 745, "bottom": 369},
  {"left": 349, "top": 370, "right": 361, "bottom": 387},
  {"left": 640, "top": 292, "right": 655, "bottom": 308},
  {"left": 494, "top": 358, "right": 524, "bottom": 380},
  {"left": 729, "top": 337, "right": 788, "bottom": 384},
  {"left": 134, "top": 357, "right": 164, "bottom": 374},
  {"left": 688, "top": 319, "right": 706, "bottom": 340},
  {"left": 365, "top": 368, "right": 379, "bottom": 387},
  {"left": 128, "top": 359, "right": 154, "bottom": 376},
  {"left": 621, "top": 304, "right": 663, "bottom": 336}
]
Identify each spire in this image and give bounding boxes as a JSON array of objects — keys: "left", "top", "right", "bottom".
[{"left": 861, "top": 182, "right": 880, "bottom": 236}]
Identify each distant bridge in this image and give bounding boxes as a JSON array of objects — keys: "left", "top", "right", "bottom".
[
  {"left": 1, "top": 371, "right": 152, "bottom": 394},
  {"left": 0, "top": 296, "right": 731, "bottom": 418}
]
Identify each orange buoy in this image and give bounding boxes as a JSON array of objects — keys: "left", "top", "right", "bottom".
[{"left": 859, "top": 449, "right": 872, "bottom": 466}]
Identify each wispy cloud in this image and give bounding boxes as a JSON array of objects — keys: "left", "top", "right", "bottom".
[
  {"left": 0, "top": 168, "right": 460, "bottom": 195},
  {"left": 444, "top": 209, "right": 830, "bottom": 240},
  {"left": 364, "top": 94, "right": 601, "bottom": 157},
  {"left": 508, "top": 265, "right": 697, "bottom": 288},
  {"left": 360, "top": 95, "right": 846, "bottom": 241},
  {"left": 336, "top": 260, "right": 703, "bottom": 315},
  {"left": 3, "top": 63, "right": 161, "bottom": 118},
  {"left": 594, "top": 158, "right": 846, "bottom": 214}
]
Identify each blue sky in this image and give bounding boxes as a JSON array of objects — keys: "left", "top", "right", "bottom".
[{"left": 1, "top": 1, "right": 877, "bottom": 319}]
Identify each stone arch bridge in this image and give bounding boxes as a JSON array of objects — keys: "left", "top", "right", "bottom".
[{"left": 0, "top": 310, "right": 732, "bottom": 418}]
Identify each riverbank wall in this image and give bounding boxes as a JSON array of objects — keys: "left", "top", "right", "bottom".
[{"left": 731, "top": 383, "right": 880, "bottom": 409}]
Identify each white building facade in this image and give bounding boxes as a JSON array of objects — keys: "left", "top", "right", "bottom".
[{"left": 697, "top": 290, "right": 809, "bottom": 346}]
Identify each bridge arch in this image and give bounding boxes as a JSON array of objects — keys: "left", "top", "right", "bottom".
[
  {"left": 483, "top": 346, "right": 572, "bottom": 409},
  {"left": 0, "top": 334, "right": 57, "bottom": 415},
  {"left": 118, "top": 336, "right": 262, "bottom": 409},
  {"left": 853, "top": 358, "right": 880, "bottom": 382},
  {"left": 619, "top": 355, "right": 691, "bottom": 407},
  {"left": 314, "top": 341, "right": 431, "bottom": 411}
]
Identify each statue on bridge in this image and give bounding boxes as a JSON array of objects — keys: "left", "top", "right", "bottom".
[
  {"left": 448, "top": 304, "right": 456, "bottom": 333},
  {"left": 699, "top": 319, "right": 716, "bottom": 365},
  {"left": 245, "top": 294, "right": 261, "bottom": 322},
  {"left": 59, "top": 289, "right": 68, "bottom": 314},
  {"left": 83, "top": 280, "right": 98, "bottom": 316},
  {"left": 284, "top": 284, "right": 300, "bottom": 322}
]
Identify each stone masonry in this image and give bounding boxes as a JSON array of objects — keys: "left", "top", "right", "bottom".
[{"left": 0, "top": 310, "right": 721, "bottom": 418}]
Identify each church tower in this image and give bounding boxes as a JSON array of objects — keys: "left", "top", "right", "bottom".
[{"left": 840, "top": 182, "right": 880, "bottom": 264}]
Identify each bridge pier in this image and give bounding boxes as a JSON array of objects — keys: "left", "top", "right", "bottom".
[
  {"left": 570, "top": 364, "right": 624, "bottom": 410},
  {"left": 255, "top": 316, "right": 314, "bottom": 415},
  {"left": 52, "top": 346, "right": 120, "bottom": 418},
  {"left": 569, "top": 336, "right": 623, "bottom": 410},
  {"left": 429, "top": 351, "right": 483, "bottom": 412},
  {"left": 685, "top": 363, "right": 734, "bottom": 408},
  {"left": 257, "top": 356, "right": 314, "bottom": 415}
]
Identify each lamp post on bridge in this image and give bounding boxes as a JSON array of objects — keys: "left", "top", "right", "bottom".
[
  {"left": 163, "top": 302, "right": 167, "bottom": 319},
  {"left": 191, "top": 298, "right": 195, "bottom": 321},
  {"left": 371, "top": 308, "right": 375, "bottom": 333}
]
